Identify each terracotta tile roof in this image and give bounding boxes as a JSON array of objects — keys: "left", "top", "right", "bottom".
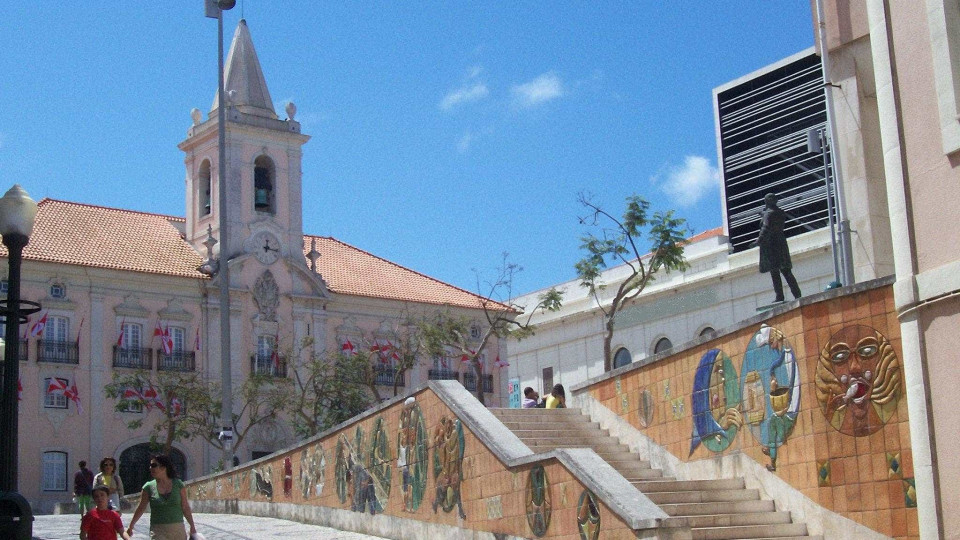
[
  {"left": 1, "top": 198, "right": 503, "bottom": 311},
  {"left": 304, "top": 235, "right": 509, "bottom": 311},
  {"left": 2, "top": 199, "right": 205, "bottom": 278},
  {"left": 684, "top": 226, "right": 725, "bottom": 244}
]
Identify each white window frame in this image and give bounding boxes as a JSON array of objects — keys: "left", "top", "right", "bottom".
[
  {"left": 168, "top": 326, "right": 185, "bottom": 353},
  {"left": 122, "top": 323, "right": 142, "bottom": 350},
  {"left": 44, "top": 377, "right": 69, "bottom": 409},
  {"left": 42, "top": 451, "right": 68, "bottom": 491}
]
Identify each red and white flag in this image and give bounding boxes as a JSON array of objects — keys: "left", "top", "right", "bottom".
[
  {"left": 122, "top": 387, "right": 143, "bottom": 401},
  {"left": 271, "top": 347, "right": 281, "bottom": 371},
  {"left": 75, "top": 317, "right": 85, "bottom": 348},
  {"left": 142, "top": 385, "right": 158, "bottom": 410},
  {"left": 493, "top": 355, "right": 510, "bottom": 369},
  {"left": 47, "top": 378, "right": 67, "bottom": 394},
  {"left": 387, "top": 340, "right": 400, "bottom": 361},
  {"left": 29, "top": 312, "right": 48, "bottom": 338},
  {"left": 64, "top": 383, "right": 83, "bottom": 414},
  {"left": 21, "top": 316, "right": 29, "bottom": 340},
  {"left": 161, "top": 327, "right": 173, "bottom": 356},
  {"left": 170, "top": 397, "right": 183, "bottom": 416},
  {"left": 341, "top": 339, "right": 355, "bottom": 355},
  {"left": 116, "top": 317, "right": 126, "bottom": 347}
]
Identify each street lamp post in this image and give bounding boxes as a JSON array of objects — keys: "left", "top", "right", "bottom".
[
  {"left": 0, "top": 184, "right": 41, "bottom": 539},
  {"left": 205, "top": 0, "right": 236, "bottom": 471}
]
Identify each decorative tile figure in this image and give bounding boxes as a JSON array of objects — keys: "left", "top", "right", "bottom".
[
  {"left": 486, "top": 495, "right": 503, "bottom": 520},
  {"left": 368, "top": 417, "right": 392, "bottom": 513},
  {"left": 638, "top": 388, "right": 655, "bottom": 428},
  {"left": 690, "top": 349, "right": 743, "bottom": 455},
  {"left": 348, "top": 426, "right": 379, "bottom": 514},
  {"left": 670, "top": 396, "right": 685, "bottom": 420},
  {"left": 903, "top": 478, "right": 917, "bottom": 508},
  {"left": 740, "top": 324, "right": 800, "bottom": 471},
  {"left": 815, "top": 325, "right": 902, "bottom": 437},
  {"left": 398, "top": 397, "right": 428, "bottom": 512},
  {"left": 299, "top": 443, "right": 326, "bottom": 499},
  {"left": 252, "top": 466, "right": 273, "bottom": 499},
  {"left": 525, "top": 465, "right": 552, "bottom": 537},
  {"left": 620, "top": 393, "right": 629, "bottom": 414},
  {"left": 335, "top": 434, "right": 351, "bottom": 504},
  {"left": 577, "top": 489, "right": 601, "bottom": 540},
  {"left": 887, "top": 452, "right": 903, "bottom": 479},
  {"left": 432, "top": 416, "right": 467, "bottom": 519},
  {"left": 283, "top": 457, "right": 293, "bottom": 497},
  {"left": 817, "top": 460, "right": 831, "bottom": 487}
]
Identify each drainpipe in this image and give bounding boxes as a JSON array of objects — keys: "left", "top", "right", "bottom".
[
  {"left": 815, "top": 0, "right": 856, "bottom": 286},
  {"left": 865, "top": 0, "right": 943, "bottom": 537}
]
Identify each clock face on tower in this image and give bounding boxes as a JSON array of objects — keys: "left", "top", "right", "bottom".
[{"left": 252, "top": 231, "right": 281, "bottom": 265}]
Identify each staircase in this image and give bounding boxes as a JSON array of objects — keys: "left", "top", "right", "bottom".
[{"left": 491, "top": 408, "right": 822, "bottom": 540}]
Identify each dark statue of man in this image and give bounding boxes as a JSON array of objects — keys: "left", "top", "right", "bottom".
[{"left": 752, "top": 193, "right": 801, "bottom": 303}]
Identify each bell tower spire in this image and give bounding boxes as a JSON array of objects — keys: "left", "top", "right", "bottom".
[{"left": 179, "top": 19, "right": 310, "bottom": 267}]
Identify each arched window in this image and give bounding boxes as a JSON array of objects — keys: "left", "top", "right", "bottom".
[
  {"left": 254, "top": 155, "right": 275, "bottom": 214},
  {"left": 198, "top": 160, "right": 212, "bottom": 216},
  {"left": 613, "top": 347, "right": 632, "bottom": 369},
  {"left": 699, "top": 327, "right": 716, "bottom": 338},
  {"left": 653, "top": 337, "right": 673, "bottom": 355}
]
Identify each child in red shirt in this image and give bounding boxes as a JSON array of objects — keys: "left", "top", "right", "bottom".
[{"left": 80, "top": 485, "right": 131, "bottom": 540}]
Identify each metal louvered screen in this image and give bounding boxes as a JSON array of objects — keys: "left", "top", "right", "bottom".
[{"left": 717, "top": 52, "right": 835, "bottom": 253}]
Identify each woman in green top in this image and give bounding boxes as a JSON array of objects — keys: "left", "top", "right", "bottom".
[{"left": 126, "top": 454, "right": 197, "bottom": 540}]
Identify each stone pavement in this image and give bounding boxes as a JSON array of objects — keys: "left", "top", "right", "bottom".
[{"left": 33, "top": 512, "right": 391, "bottom": 540}]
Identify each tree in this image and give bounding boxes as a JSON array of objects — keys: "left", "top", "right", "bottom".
[
  {"left": 419, "top": 254, "right": 563, "bottom": 404},
  {"left": 104, "top": 370, "right": 291, "bottom": 458},
  {"left": 575, "top": 193, "right": 690, "bottom": 372},
  {"left": 287, "top": 342, "right": 375, "bottom": 438}
]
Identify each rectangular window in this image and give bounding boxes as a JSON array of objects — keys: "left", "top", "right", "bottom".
[
  {"left": 257, "top": 335, "right": 275, "bottom": 362},
  {"left": 42, "top": 451, "right": 68, "bottom": 491},
  {"left": 44, "top": 378, "right": 69, "bottom": 409},
  {"left": 542, "top": 367, "right": 554, "bottom": 395},
  {"left": 47, "top": 316, "right": 69, "bottom": 342},
  {"left": 169, "top": 327, "right": 185, "bottom": 352},
  {"left": 123, "top": 323, "right": 142, "bottom": 349}
]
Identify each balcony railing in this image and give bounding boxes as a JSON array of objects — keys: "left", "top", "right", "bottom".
[
  {"left": 250, "top": 355, "right": 287, "bottom": 377},
  {"left": 374, "top": 365, "right": 404, "bottom": 387},
  {"left": 462, "top": 372, "right": 494, "bottom": 393},
  {"left": 428, "top": 368, "right": 459, "bottom": 381},
  {"left": 113, "top": 346, "right": 153, "bottom": 370},
  {"left": 157, "top": 351, "right": 196, "bottom": 372},
  {"left": 36, "top": 339, "right": 80, "bottom": 364}
]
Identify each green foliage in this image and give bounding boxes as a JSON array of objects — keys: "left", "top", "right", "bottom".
[
  {"left": 288, "top": 349, "right": 373, "bottom": 439},
  {"left": 575, "top": 193, "right": 690, "bottom": 370},
  {"left": 104, "top": 369, "right": 291, "bottom": 456}
]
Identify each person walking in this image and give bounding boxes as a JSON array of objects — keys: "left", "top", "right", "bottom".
[
  {"left": 80, "top": 485, "right": 131, "bottom": 540},
  {"left": 126, "top": 454, "right": 197, "bottom": 540},
  {"left": 74, "top": 460, "right": 95, "bottom": 514},
  {"left": 752, "top": 193, "right": 802, "bottom": 303},
  {"left": 545, "top": 384, "right": 566, "bottom": 409},
  {"left": 93, "top": 457, "right": 125, "bottom": 513}
]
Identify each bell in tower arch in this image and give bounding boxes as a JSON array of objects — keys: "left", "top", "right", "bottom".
[{"left": 254, "top": 155, "right": 275, "bottom": 213}]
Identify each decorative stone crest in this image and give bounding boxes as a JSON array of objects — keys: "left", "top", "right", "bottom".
[{"left": 253, "top": 270, "right": 280, "bottom": 321}]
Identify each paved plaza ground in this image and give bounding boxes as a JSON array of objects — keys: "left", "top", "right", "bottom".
[{"left": 32, "top": 512, "right": 391, "bottom": 540}]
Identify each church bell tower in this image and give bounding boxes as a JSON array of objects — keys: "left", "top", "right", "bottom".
[{"left": 179, "top": 19, "right": 310, "bottom": 266}]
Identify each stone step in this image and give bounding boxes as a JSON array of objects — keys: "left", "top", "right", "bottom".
[
  {"left": 747, "top": 537, "right": 823, "bottom": 540},
  {"left": 515, "top": 433, "right": 624, "bottom": 445},
  {"left": 633, "top": 478, "right": 746, "bottom": 493},
  {"left": 511, "top": 428, "right": 610, "bottom": 438},
  {"left": 684, "top": 512, "right": 793, "bottom": 528},
  {"left": 691, "top": 522, "right": 809, "bottom": 540},
  {"left": 661, "top": 500, "right": 776, "bottom": 516},
  {"left": 617, "top": 467, "right": 665, "bottom": 480},
  {"left": 647, "top": 489, "right": 760, "bottom": 505},
  {"left": 519, "top": 441, "right": 629, "bottom": 452},
  {"left": 490, "top": 408, "right": 585, "bottom": 417},
  {"left": 501, "top": 420, "right": 601, "bottom": 430}
]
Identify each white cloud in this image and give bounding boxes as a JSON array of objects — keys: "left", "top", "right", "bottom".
[
  {"left": 511, "top": 73, "right": 564, "bottom": 107},
  {"left": 457, "top": 132, "right": 474, "bottom": 153},
  {"left": 439, "top": 83, "right": 490, "bottom": 111},
  {"left": 653, "top": 156, "right": 720, "bottom": 207}
]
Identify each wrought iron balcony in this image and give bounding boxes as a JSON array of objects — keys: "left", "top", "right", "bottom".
[
  {"left": 462, "top": 372, "right": 494, "bottom": 393},
  {"left": 428, "top": 368, "right": 459, "bottom": 381},
  {"left": 373, "top": 365, "right": 404, "bottom": 387},
  {"left": 157, "top": 350, "right": 196, "bottom": 372},
  {"left": 37, "top": 339, "right": 79, "bottom": 364},
  {"left": 250, "top": 354, "right": 287, "bottom": 377},
  {"left": 113, "top": 346, "right": 153, "bottom": 369}
]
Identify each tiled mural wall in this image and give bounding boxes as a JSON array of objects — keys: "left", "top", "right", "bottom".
[
  {"left": 585, "top": 284, "right": 918, "bottom": 539},
  {"left": 186, "top": 388, "right": 637, "bottom": 539}
]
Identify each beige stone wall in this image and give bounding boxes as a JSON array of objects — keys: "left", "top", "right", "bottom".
[
  {"left": 583, "top": 284, "right": 918, "bottom": 539},
  {"left": 187, "top": 387, "right": 637, "bottom": 539}
]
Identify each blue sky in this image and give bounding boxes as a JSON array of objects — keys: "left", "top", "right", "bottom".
[{"left": 0, "top": 2, "right": 814, "bottom": 298}]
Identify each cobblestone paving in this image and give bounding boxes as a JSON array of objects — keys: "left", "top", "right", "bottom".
[{"left": 33, "top": 512, "right": 391, "bottom": 540}]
